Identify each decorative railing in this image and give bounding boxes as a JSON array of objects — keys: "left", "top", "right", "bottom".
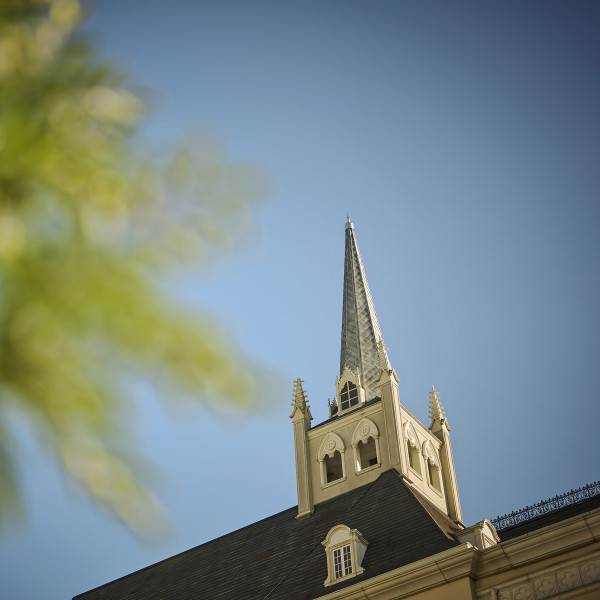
[{"left": 491, "top": 481, "right": 600, "bottom": 530}]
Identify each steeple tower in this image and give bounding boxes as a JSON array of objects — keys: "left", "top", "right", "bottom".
[
  {"left": 291, "top": 219, "right": 463, "bottom": 525},
  {"left": 340, "top": 218, "right": 389, "bottom": 400}
]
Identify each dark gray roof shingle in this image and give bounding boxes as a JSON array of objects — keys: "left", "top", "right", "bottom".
[{"left": 75, "top": 469, "right": 459, "bottom": 600}]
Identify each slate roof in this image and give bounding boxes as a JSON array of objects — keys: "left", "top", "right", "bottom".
[{"left": 75, "top": 469, "right": 460, "bottom": 600}]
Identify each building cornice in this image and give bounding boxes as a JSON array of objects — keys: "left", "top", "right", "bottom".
[
  {"left": 475, "top": 506, "right": 600, "bottom": 579},
  {"left": 314, "top": 507, "right": 600, "bottom": 600},
  {"left": 307, "top": 402, "right": 383, "bottom": 441}
]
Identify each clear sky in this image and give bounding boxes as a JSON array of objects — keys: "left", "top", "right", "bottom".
[{"left": 2, "top": 1, "right": 599, "bottom": 599}]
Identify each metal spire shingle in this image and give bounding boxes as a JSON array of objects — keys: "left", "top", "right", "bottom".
[{"left": 340, "top": 219, "right": 387, "bottom": 400}]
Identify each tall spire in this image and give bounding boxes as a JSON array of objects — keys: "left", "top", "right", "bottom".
[{"left": 340, "top": 219, "right": 387, "bottom": 400}]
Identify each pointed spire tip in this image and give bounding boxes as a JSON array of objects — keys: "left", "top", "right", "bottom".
[{"left": 428, "top": 385, "right": 446, "bottom": 423}]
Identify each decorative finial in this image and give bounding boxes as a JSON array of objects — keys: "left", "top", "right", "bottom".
[
  {"left": 428, "top": 385, "right": 445, "bottom": 423},
  {"left": 376, "top": 338, "right": 392, "bottom": 372},
  {"left": 290, "top": 378, "right": 311, "bottom": 418},
  {"left": 345, "top": 216, "right": 354, "bottom": 230}
]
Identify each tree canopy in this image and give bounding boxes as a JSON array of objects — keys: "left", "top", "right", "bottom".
[{"left": 0, "top": 0, "right": 270, "bottom": 537}]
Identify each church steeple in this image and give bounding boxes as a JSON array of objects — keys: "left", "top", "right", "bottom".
[
  {"left": 340, "top": 218, "right": 389, "bottom": 400},
  {"left": 291, "top": 219, "right": 462, "bottom": 524}
]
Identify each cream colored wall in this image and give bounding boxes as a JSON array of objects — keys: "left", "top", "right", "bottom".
[
  {"left": 402, "top": 578, "right": 475, "bottom": 600},
  {"left": 304, "top": 399, "right": 449, "bottom": 515},
  {"left": 298, "top": 364, "right": 460, "bottom": 517},
  {"left": 398, "top": 407, "right": 448, "bottom": 515},
  {"left": 307, "top": 404, "right": 387, "bottom": 505},
  {"left": 474, "top": 510, "right": 600, "bottom": 600}
]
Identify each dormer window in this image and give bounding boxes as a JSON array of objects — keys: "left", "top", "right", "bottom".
[
  {"left": 334, "top": 367, "right": 366, "bottom": 416},
  {"left": 333, "top": 544, "right": 352, "bottom": 578},
  {"left": 323, "top": 524, "right": 368, "bottom": 586},
  {"left": 340, "top": 381, "right": 359, "bottom": 411}
]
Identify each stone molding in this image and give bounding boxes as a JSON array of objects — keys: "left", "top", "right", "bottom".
[
  {"left": 404, "top": 421, "right": 420, "bottom": 451},
  {"left": 318, "top": 432, "right": 345, "bottom": 462},
  {"left": 351, "top": 417, "right": 379, "bottom": 448},
  {"left": 422, "top": 439, "right": 440, "bottom": 469},
  {"left": 315, "top": 543, "right": 478, "bottom": 600},
  {"left": 476, "top": 553, "right": 600, "bottom": 600}
]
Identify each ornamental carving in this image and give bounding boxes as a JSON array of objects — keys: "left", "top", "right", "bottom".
[
  {"left": 476, "top": 556, "right": 600, "bottom": 600},
  {"left": 492, "top": 480, "right": 600, "bottom": 530},
  {"left": 422, "top": 440, "right": 440, "bottom": 468},
  {"left": 318, "top": 432, "right": 345, "bottom": 461},
  {"left": 512, "top": 584, "right": 533, "bottom": 600},
  {"left": 351, "top": 418, "right": 379, "bottom": 448},
  {"left": 404, "top": 422, "right": 420, "bottom": 450},
  {"left": 582, "top": 559, "right": 600, "bottom": 584},
  {"left": 337, "top": 366, "right": 361, "bottom": 392},
  {"left": 558, "top": 567, "right": 580, "bottom": 592},
  {"left": 533, "top": 576, "right": 556, "bottom": 599}
]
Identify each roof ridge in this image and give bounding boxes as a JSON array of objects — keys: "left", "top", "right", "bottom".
[{"left": 401, "top": 478, "right": 462, "bottom": 541}]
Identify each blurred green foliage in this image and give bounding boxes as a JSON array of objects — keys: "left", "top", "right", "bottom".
[{"left": 0, "top": 0, "right": 269, "bottom": 537}]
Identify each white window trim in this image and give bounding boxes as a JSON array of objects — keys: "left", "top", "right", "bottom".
[
  {"left": 355, "top": 461, "right": 381, "bottom": 477},
  {"left": 323, "top": 525, "right": 368, "bottom": 587}
]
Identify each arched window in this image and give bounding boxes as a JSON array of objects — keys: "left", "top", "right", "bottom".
[
  {"left": 318, "top": 433, "right": 346, "bottom": 487},
  {"left": 325, "top": 451, "right": 343, "bottom": 483},
  {"left": 322, "top": 525, "right": 368, "bottom": 587},
  {"left": 357, "top": 437, "right": 377, "bottom": 469},
  {"left": 352, "top": 418, "right": 380, "bottom": 474},
  {"left": 423, "top": 440, "right": 442, "bottom": 493},
  {"left": 404, "top": 422, "right": 421, "bottom": 476},
  {"left": 427, "top": 459, "right": 441, "bottom": 491},
  {"left": 340, "top": 381, "right": 359, "bottom": 411}
]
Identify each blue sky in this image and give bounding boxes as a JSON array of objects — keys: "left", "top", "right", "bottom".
[{"left": 2, "top": 1, "right": 599, "bottom": 599}]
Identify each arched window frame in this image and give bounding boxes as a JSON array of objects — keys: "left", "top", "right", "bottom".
[
  {"left": 351, "top": 418, "right": 380, "bottom": 475},
  {"left": 318, "top": 432, "right": 347, "bottom": 488},
  {"left": 422, "top": 440, "right": 443, "bottom": 494},
  {"left": 322, "top": 524, "right": 368, "bottom": 587},
  {"left": 334, "top": 367, "right": 366, "bottom": 416},
  {"left": 404, "top": 421, "right": 422, "bottom": 477}
]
